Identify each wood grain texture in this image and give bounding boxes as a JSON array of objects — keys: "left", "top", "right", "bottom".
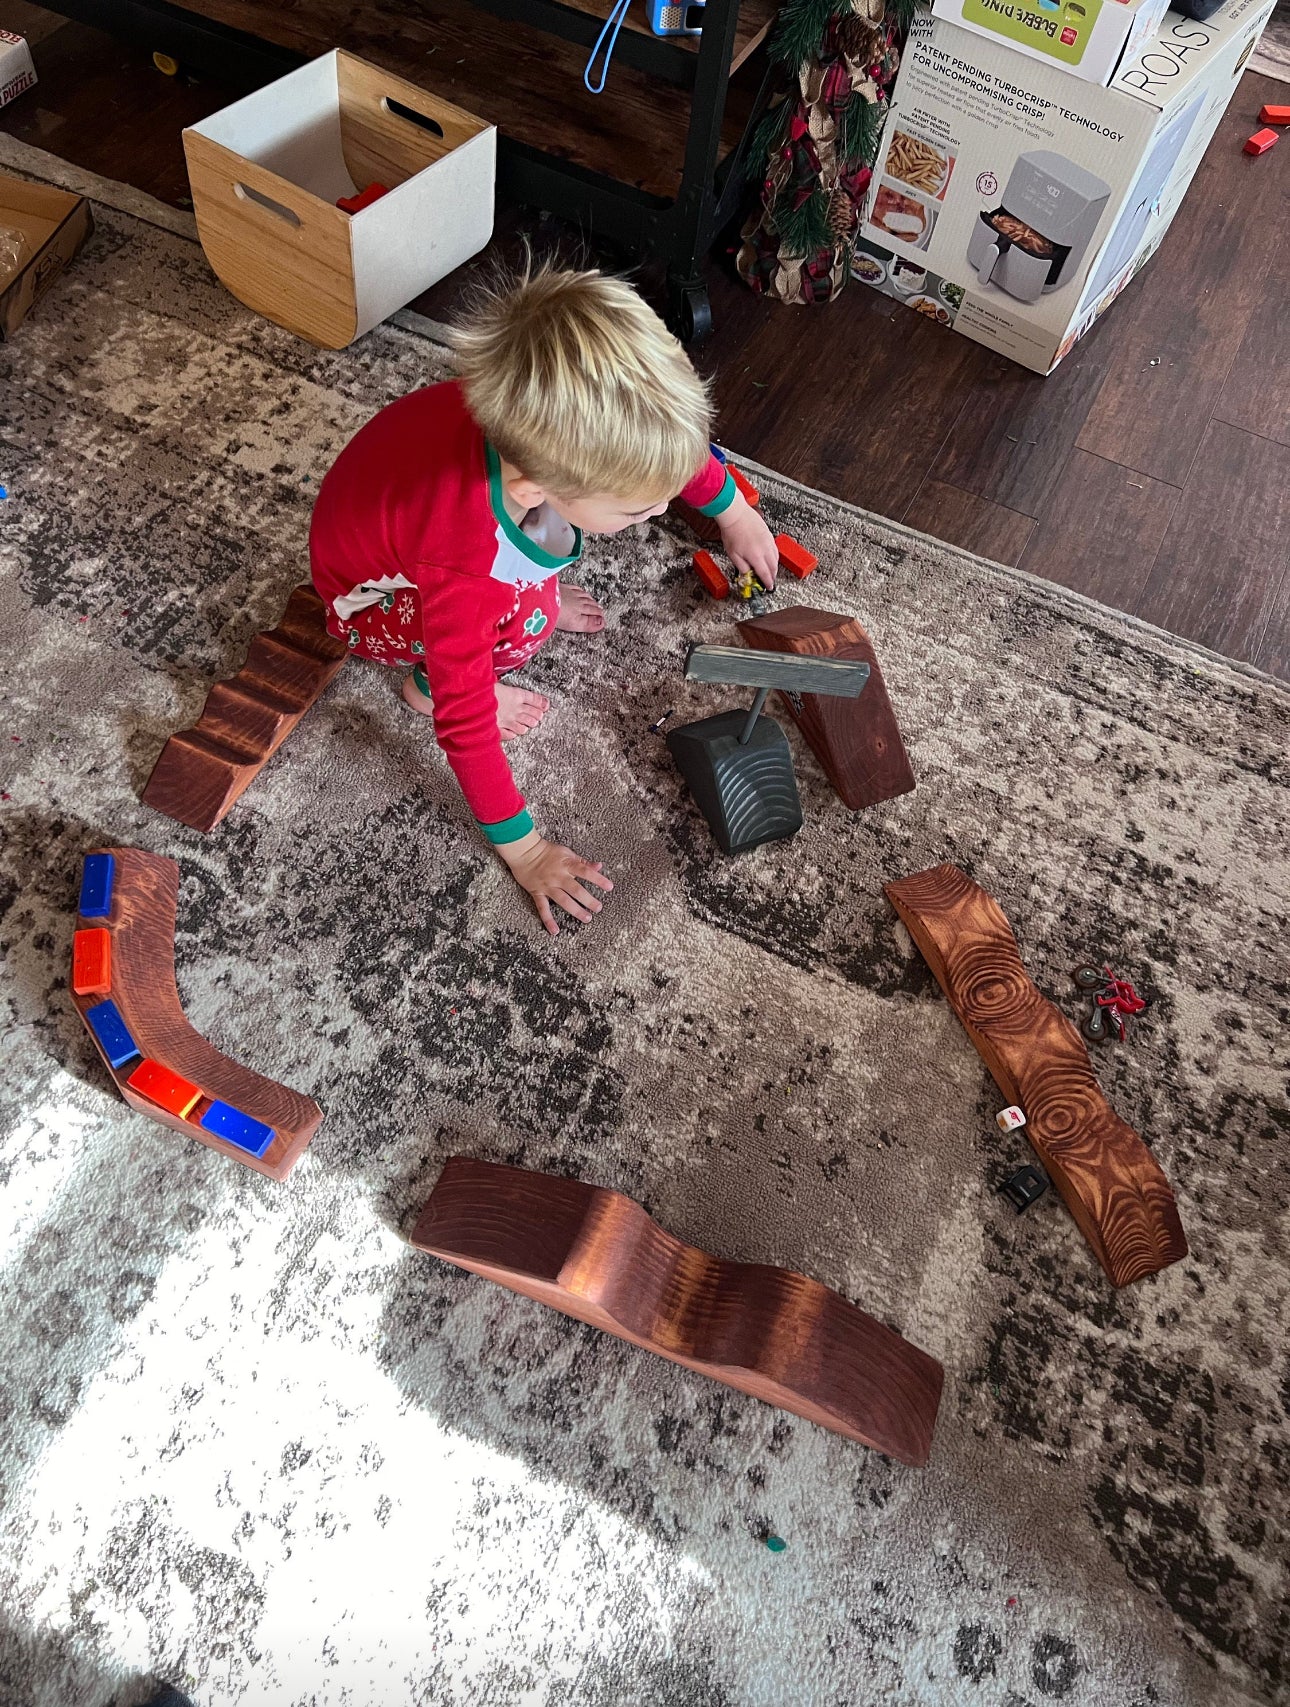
[
  {"left": 1016, "top": 449, "right": 1179, "bottom": 609},
  {"left": 1134, "top": 420, "right": 1290, "bottom": 674},
  {"left": 885, "top": 864, "right": 1186, "bottom": 1287},
  {"left": 411, "top": 1157, "right": 945, "bottom": 1464},
  {"left": 71, "top": 847, "right": 322, "bottom": 1179},
  {"left": 684, "top": 642, "right": 870, "bottom": 696},
  {"left": 1074, "top": 84, "right": 1288, "bottom": 487},
  {"left": 141, "top": 584, "right": 348, "bottom": 832},
  {"left": 1215, "top": 259, "right": 1290, "bottom": 451},
  {"left": 901, "top": 479, "right": 1036, "bottom": 568},
  {"left": 145, "top": 0, "right": 755, "bottom": 202},
  {"left": 736, "top": 606, "right": 914, "bottom": 809}
]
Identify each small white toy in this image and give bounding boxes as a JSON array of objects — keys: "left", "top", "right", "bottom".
[{"left": 996, "top": 1105, "right": 1027, "bottom": 1132}]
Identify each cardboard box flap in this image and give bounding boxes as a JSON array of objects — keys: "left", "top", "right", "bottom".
[{"left": 1113, "top": 0, "right": 1275, "bottom": 108}]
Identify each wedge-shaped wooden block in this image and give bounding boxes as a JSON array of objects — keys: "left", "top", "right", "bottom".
[
  {"left": 142, "top": 585, "right": 348, "bottom": 832},
  {"left": 71, "top": 847, "right": 322, "bottom": 1179},
  {"left": 411, "top": 1157, "right": 945, "bottom": 1465},
  {"left": 738, "top": 605, "right": 914, "bottom": 810},
  {"left": 885, "top": 863, "right": 1187, "bottom": 1287}
]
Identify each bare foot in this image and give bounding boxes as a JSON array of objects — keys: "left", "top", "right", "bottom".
[
  {"left": 494, "top": 681, "right": 549, "bottom": 741},
  {"left": 556, "top": 585, "right": 606, "bottom": 633},
  {"left": 402, "top": 672, "right": 550, "bottom": 742}
]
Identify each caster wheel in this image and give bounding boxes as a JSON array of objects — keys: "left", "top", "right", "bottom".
[
  {"left": 152, "top": 50, "right": 181, "bottom": 75},
  {"left": 670, "top": 282, "right": 713, "bottom": 345}
]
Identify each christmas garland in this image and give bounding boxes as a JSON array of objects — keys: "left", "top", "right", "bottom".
[{"left": 737, "top": 0, "right": 917, "bottom": 304}]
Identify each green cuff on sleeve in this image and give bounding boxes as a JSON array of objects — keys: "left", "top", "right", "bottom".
[
  {"left": 478, "top": 807, "right": 535, "bottom": 845},
  {"left": 695, "top": 469, "right": 737, "bottom": 519}
]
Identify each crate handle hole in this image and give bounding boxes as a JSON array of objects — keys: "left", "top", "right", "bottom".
[
  {"left": 382, "top": 96, "right": 444, "bottom": 138},
  {"left": 234, "top": 182, "right": 301, "bottom": 226}
]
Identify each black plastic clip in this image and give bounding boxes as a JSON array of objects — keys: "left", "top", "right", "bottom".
[{"left": 1000, "top": 1165, "right": 1049, "bottom": 1213}]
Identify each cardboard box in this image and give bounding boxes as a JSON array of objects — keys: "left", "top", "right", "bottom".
[
  {"left": 0, "top": 173, "right": 93, "bottom": 340},
  {"left": 184, "top": 50, "right": 496, "bottom": 349},
  {"left": 931, "top": 0, "right": 1172, "bottom": 86},
  {"left": 855, "top": 0, "right": 1274, "bottom": 374},
  {"left": 0, "top": 30, "right": 36, "bottom": 110}
]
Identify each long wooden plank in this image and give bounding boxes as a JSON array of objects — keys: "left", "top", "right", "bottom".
[
  {"left": 141, "top": 584, "right": 348, "bottom": 833},
  {"left": 885, "top": 864, "right": 1186, "bottom": 1287},
  {"left": 411, "top": 1157, "right": 945, "bottom": 1465},
  {"left": 71, "top": 847, "right": 322, "bottom": 1180},
  {"left": 684, "top": 642, "right": 871, "bottom": 697}
]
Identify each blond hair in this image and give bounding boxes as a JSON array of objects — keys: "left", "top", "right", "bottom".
[{"left": 451, "top": 260, "right": 712, "bottom": 502}]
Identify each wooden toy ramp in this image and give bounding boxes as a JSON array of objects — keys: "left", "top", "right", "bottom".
[
  {"left": 142, "top": 584, "right": 348, "bottom": 832},
  {"left": 411, "top": 1157, "right": 945, "bottom": 1465},
  {"left": 70, "top": 847, "right": 322, "bottom": 1179},
  {"left": 885, "top": 864, "right": 1187, "bottom": 1287},
  {"left": 737, "top": 606, "right": 914, "bottom": 810}
]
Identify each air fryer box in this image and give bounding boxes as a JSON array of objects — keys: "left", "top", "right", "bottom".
[
  {"left": 931, "top": 0, "right": 1172, "bottom": 86},
  {"left": 855, "top": 0, "right": 1274, "bottom": 375}
]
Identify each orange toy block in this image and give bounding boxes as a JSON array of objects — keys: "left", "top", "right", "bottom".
[
  {"left": 775, "top": 534, "right": 818, "bottom": 579},
  {"left": 1258, "top": 104, "right": 1290, "bottom": 125},
  {"left": 127, "top": 1058, "right": 204, "bottom": 1120},
  {"left": 693, "top": 549, "right": 731, "bottom": 599},
  {"left": 730, "top": 466, "right": 760, "bottom": 508},
  {"left": 1244, "top": 129, "right": 1279, "bottom": 156},
  {"left": 72, "top": 928, "right": 112, "bottom": 996}
]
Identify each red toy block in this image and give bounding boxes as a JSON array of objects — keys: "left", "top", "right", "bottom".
[
  {"left": 1258, "top": 104, "right": 1290, "bottom": 126},
  {"left": 72, "top": 928, "right": 112, "bottom": 996},
  {"left": 1244, "top": 129, "right": 1279, "bottom": 156},
  {"left": 337, "top": 182, "right": 391, "bottom": 214},
  {"left": 730, "top": 466, "right": 761, "bottom": 508},
  {"left": 775, "top": 534, "right": 818, "bottom": 579},
  {"left": 693, "top": 549, "right": 730, "bottom": 599},
  {"left": 127, "top": 1058, "right": 204, "bottom": 1120}
]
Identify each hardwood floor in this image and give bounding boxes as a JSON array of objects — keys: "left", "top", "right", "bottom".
[{"left": 3, "top": 0, "right": 1287, "bottom": 675}]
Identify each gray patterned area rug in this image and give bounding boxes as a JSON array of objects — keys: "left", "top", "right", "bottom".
[{"left": 1, "top": 138, "right": 1288, "bottom": 1707}]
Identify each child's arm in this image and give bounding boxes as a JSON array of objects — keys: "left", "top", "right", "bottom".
[
  {"left": 678, "top": 453, "right": 779, "bottom": 589},
  {"left": 421, "top": 571, "right": 612, "bottom": 933}
]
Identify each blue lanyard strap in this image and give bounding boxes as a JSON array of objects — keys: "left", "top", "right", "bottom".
[{"left": 584, "top": 0, "right": 633, "bottom": 92}]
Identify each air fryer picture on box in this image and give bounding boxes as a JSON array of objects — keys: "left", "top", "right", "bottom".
[{"left": 857, "top": 0, "right": 1274, "bottom": 374}]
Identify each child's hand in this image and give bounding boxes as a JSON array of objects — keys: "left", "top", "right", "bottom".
[
  {"left": 717, "top": 494, "right": 779, "bottom": 590},
  {"left": 497, "top": 830, "right": 613, "bottom": 935}
]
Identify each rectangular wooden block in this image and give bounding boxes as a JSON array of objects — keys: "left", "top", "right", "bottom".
[
  {"left": 85, "top": 998, "right": 141, "bottom": 1070},
  {"left": 78, "top": 852, "right": 115, "bottom": 918},
  {"left": 737, "top": 606, "right": 915, "bottom": 810},
  {"left": 693, "top": 549, "right": 730, "bottom": 599},
  {"left": 127, "top": 1058, "right": 203, "bottom": 1119},
  {"left": 72, "top": 928, "right": 112, "bottom": 996}
]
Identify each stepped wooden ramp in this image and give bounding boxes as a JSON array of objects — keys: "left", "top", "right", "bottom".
[{"left": 142, "top": 585, "right": 348, "bottom": 832}]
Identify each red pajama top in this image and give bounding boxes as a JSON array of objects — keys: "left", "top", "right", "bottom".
[{"left": 309, "top": 380, "right": 735, "bottom": 842}]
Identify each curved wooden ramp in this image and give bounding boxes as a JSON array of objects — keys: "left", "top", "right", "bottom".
[
  {"left": 411, "top": 1157, "right": 945, "bottom": 1465},
  {"left": 142, "top": 585, "right": 348, "bottom": 833},
  {"left": 70, "top": 847, "right": 322, "bottom": 1180},
  {"left": 885, "top": 863, "right": 1186, "bottom": 1287}
]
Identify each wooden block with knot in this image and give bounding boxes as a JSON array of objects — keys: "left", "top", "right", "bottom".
[
  {"left": 142, "top": 584, "right": 348, "bottom": 832},
  {"left": 885, "top": 863, "right": 1187, "bottom": 1287},
  {"left": 411, "top": 1157, "right": 945, "bottom": 1464},
  {"left": 737, "top": 605, "right": 914, "bottom": 810}
]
